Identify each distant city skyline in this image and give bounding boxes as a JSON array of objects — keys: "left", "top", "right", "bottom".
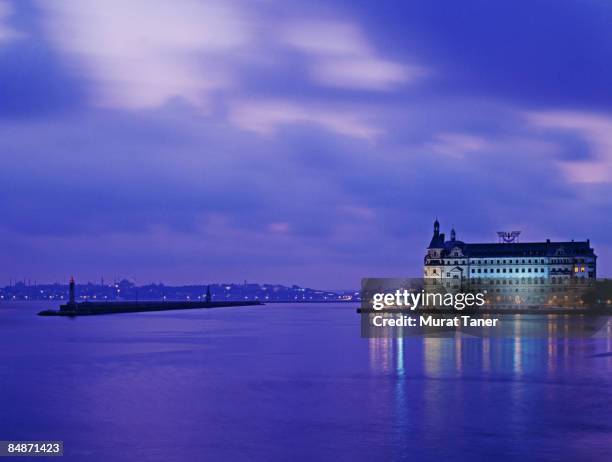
[
  {"left": 0, "top": 279, "right": 359, "bottom": 303},
  {"left": 1, "top": 1, "right": 611, "bottom": 288}
]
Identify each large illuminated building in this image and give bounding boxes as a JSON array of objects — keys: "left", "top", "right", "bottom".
[{"left": 423, "top": 219, "right": 597, "bottom": 305}]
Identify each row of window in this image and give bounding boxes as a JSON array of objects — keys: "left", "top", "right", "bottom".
[
  {"left": 441, "top": 259, "right": 548, "bottom": 265},
  {"left": 470, "top": 267, "right": 546, "bottom": 274},
  {"left": 429, "top": 268, "right": 589, "bottom": 276},
  {"left": 474, "top": 259, "right": 545, "bottom": 264},
  {"left": 467, "top": 277, "right": 591, "bottom": 285},
  {"left": 442, "top": 277, "right": 591, "bottom": 285},
  {"left": 429, "top": 277, "right": 592, "bottom": 286},
  {"left": 438, "top": 258, "right": 591, "bottom": 265}
]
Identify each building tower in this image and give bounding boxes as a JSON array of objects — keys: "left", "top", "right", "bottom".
[{"left": 424, "top": 219, "right": 445, "bottom": 279}]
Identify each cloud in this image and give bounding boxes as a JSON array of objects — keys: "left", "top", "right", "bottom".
[
  {"left": 1, "top": 99, "right": 611, "bottom": 285},
  {"left": 426, "top": 132, "right": 489, "bottom": 159},
  {"left": 228, "top": 99, "right": 382, "bottom": 140},
  {"left": 0, "top": 0, "right": 23, "bottom": 43},
  {"left": 268, "top": 222, "right": 290, "bottom": 234},
  {"left": 527, "top": 110, "right": 612, "bottom": 184},
  {"left": 280, "top": 21, "right": 369, "bottom": 56},
  {"left": 2, "top": 0, "right": 611, "bottom": 286},
  {"left": 35, "top": 1, "right": 426, "bottom": 137},
  {"left": 37, "top": 2, "right": 425, "bottom": 110},
  {"left": 280, "top": 20, "right": 424, "bottom": 90},
  {"left": 37, "top": 0, "right": 250, "bottom": 110}
]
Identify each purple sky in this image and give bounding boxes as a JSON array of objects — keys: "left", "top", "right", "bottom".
[{"left": 1, "top": 0, "right": 611, "bottom": 288}]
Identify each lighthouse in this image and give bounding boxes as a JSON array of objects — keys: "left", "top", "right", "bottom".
[{"left": 69, "top": 276, "right": 76, "bottom": 306}]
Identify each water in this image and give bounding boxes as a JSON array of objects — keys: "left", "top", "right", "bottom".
[{"left": 1, "top": 302, "right": 611, "bottom": 461}]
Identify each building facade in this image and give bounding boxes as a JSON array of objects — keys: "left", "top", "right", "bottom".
[{"left": 423, "top": 220, "right": 597, "bottom": 306}]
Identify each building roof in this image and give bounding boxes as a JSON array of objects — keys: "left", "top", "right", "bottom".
[
  {"left": 428, "top": 232, "right": 445, "bottom": 249},
  {"left": 454, "top": 241, "right": 595, "bottom": 258},
  {"left": 427, "top": 220, "right": 595, "bottom": 258}
]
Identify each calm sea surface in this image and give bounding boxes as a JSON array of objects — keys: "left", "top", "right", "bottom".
[{"left": 1, "top": 302, "right": 611, "bottom": 461}]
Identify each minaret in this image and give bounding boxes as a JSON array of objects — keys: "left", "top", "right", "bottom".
[{"left": 69, "top": 276, "right": 76, "bottom": 306}]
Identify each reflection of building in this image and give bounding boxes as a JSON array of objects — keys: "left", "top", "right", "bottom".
[{"left": 424, "top": 220, "right": 597, "bottom": 306}]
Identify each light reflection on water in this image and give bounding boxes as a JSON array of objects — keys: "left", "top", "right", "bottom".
[
  {"left": 369, "top": 319, "right": 612, "bottom": 378},
  {"left": 367, "top": 316, "right": 612, "bottom": 461},
  {"left": 1, "top": 302, "right": 611, "bottom": 462}
]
